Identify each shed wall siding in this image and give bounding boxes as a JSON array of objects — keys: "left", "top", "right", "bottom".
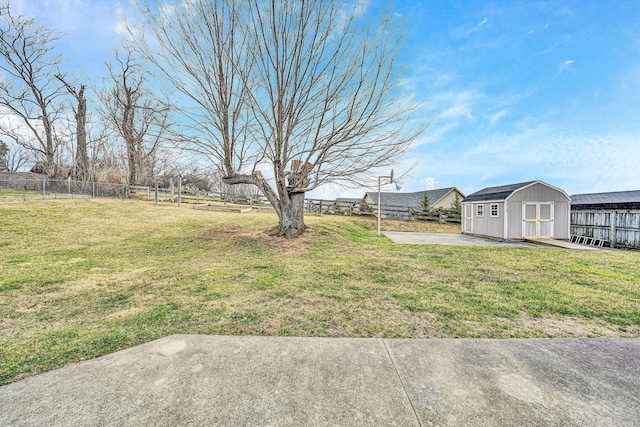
[
  {"left": 554, "top": 201, "right": 570, "bottom": 239},
  {"left": 508, "top": 183, "right": 568, "bottom": 203},
  {"left": 469, "top": 202, "right": 504, "bottom": 238},
  {"left": 507, "top": 201, "right": 523, "bottom": 239}
]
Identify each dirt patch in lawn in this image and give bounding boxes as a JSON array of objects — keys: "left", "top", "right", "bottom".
[{"left": 199, "top": 225, "right": 315, "bottom": 255}]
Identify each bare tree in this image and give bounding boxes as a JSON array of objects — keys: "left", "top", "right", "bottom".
[
  {"left": 0, "top": 140, "right": 30, "bottom": 172},
  {"left": 100, "top": 47, "right": 171, "bottom": 185},
  {"left": 0, "top": 3, "right": 68, "bottom": 177},
  {"left": 0, "top": 140, "right": 6, "bottom": 171},
  {"left": 129, "top": 0, "right": 423, "bottom": 237},
  {"left": 0, "top": 139, "right": 9, "bottom": 171},
  {"left": 56, "top": 76, "right": 89, "bottom": 181}
]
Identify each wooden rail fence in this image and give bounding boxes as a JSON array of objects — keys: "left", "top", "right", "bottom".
[{"left": 304, "top": 199, "right": 461, "bottom": 224}]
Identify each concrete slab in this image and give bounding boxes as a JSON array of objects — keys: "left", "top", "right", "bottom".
[
  {"left": 526, "top": 238, "right": 601, "bottom": 250},
  {"left": 0, "top": 335, "right": 418, "bottom": 427},
  {"left": 382, "top": 231, "right": 537, "bottom": 247},
  {"left": 387, "top": 338, "right": 640, "bottom": 427},
  {"left": 1, "top": 336, "right": 639, "bottom": 426}
]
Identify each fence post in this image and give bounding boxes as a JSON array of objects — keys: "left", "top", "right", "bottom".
[
  {"left": 319, "top": 200, "right": 323, "bottom": 217},
  {"left": 67, "top": 176, "right": 71, "bottom": 194},
  {"left": 610, "top": 210, "right": 617, "bottom": 248},
  {"left": 155, "top": 178, "right": 159, "bottom": 205},
  {"left": 42, "top": 177, "right": 45, "bottom": 200},
  {"left": 177, "top": 176, "right": 182, "bottom": 207}
]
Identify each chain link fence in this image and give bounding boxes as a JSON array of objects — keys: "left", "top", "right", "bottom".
[{"left": 1, "top": 172, "right": 127, "bottom": 201}]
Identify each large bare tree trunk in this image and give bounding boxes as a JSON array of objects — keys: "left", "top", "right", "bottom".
[
  {"left": 57, "top": 75, "right": 90, "bottom": 181},
  {"left": 43, "top": 116, "right": 55, "bottom": 177},
  {"left": 278, "top": 191, "right": 306, "bottom": 238},
  {"left": 75, "top": 85, "right": 89, "bottom": 181},
  {"left": 222, "top": 172, "right": 306, "bottom": 237},
  {"left": 126, "top": 143, "right": 137, "bottom": 185}
]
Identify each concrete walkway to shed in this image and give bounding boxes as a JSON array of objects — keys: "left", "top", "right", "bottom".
[
  {"left": 382, "top": 231, "right": 538, "bottom": 247},
  {"left": 383, "top": 232, "right": 602, "bottom": 250},
  {"left": 1, "top": 335, "right": 638, "bottom": 426},
  {"left": 525, "top": 237, "right": 601, "bottom": 250}
]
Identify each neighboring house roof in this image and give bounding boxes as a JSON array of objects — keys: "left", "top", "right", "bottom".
[
  {"left": 366, "top": 187, "right": 463, "bottom": 207},
  {"left": 570, "top": 190, "right": 640, "bottom": 209},
  {"left": 462, "top": 180, "right": 569, "bottom": 203}
]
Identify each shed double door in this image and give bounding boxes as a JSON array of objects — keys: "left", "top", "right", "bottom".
[{"left": 523, "top": 202, "right": 553, "bottom": 238}]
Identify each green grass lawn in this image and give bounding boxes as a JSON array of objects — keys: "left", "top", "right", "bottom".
[
  {"left": 0, "top": 186, "right": 42, "bottom": 202},
  {"left": 1, "top": 198, "right": 639, "bottom": 385}
]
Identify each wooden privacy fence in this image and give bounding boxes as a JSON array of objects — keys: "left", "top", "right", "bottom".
[{"left": 571, "top": 210, "right": 640, "bottom": 249}]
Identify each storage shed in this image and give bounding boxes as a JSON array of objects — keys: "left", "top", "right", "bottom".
[{"left": 461, "top": 181, "right": 571, "bottom": 240}]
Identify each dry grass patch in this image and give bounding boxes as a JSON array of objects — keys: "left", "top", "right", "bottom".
[{"left": 358, "top": 216, "right": 461, "bottom": 233}]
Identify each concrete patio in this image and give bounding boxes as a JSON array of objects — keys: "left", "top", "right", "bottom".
[{"left": 1, "top": 335, "right": 638, "bottom": 426}]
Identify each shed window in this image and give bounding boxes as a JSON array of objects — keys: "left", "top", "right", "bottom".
[
  {"left": 476, "top": 204, "right": 484, "bottom": 217},
  {"left": 490, "top": 204, "right": 499, "bottom": 217}
]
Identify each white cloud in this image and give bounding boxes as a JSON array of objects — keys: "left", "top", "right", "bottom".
[
  {"left": 489, "top": 109, "right": 509, "bottom": 126},
  {"left": 460, "top": 124, "right": 640, "bottom": 194},
  {"left": 438, "top": 91, "right": 475, "bottom": 120},
  {"left": 339, "top": 0, "right": 368, "bottom": 21},
  {"left": 478, "top": 17, "right": 488, "bottom": 27},
  {"left": 421, "top": 177, "right": 438, "bottom": 189},
  {"left": 559, "top": 59, "right": 575, "bottom": 73}
]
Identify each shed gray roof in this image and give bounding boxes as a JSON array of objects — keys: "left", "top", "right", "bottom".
[
  {"left": 366, "top": 187, "right": 461, "bottom": 207},
  {"left": 570, "top": 190, "right": 640, "bottom": 206},
  {"left": 462, "top": 181, "right": 536, "bottom": 203}
]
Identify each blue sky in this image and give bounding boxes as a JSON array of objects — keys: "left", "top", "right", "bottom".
[{"left": 11, "top": 0, "right": 640, "bottom": 198}]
